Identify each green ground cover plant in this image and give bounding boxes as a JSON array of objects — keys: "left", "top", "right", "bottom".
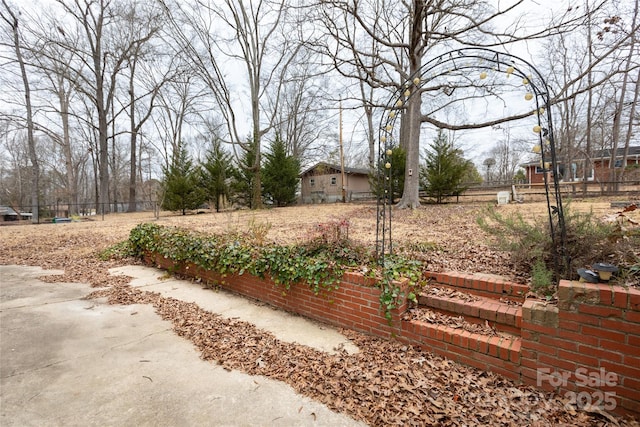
[{"left": 110, "top": 220, "right": 423, "bottom": 321}]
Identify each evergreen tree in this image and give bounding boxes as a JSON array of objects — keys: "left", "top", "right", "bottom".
[
  {"left": 230, "top": 137, "right": 257, "bottom": 209},
  {"left": 420, "top": 130, "right": 474, "bottom": 204},
  {"left": 201, "top": 140, "right": 235, "bottom": 212},
  {"left": 370, "top": 145, "right": 406, "bottom": 203},
  {"left": 161, "top": 146, "right": 206, "bottom": 215},
  {"left": 262, "top": 135, "right": 300, "bottom": 207}
]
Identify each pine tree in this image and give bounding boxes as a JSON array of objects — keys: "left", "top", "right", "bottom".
[
  {"left": 161, "top": 146, "right": 206, "bottom": 215},
  {"left": 230, "top": 137, "right": 257, "bottom": 209},
  {"left": 201, "top": 140, "right": 235, "bottom": 212},
  {"left": 370, "top": 145, "right": 406, "bottom": 203},
  {"left": 421, "top": 130, "right": 474, "bottom": 204},
  {"left": 262, "top": 135, "right": 300, "bottom": 207}
]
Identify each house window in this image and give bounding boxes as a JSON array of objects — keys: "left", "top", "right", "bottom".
[
  {"left": 330, "top": 176, "right": 337, "bottom": 185},
  {"left": 614, "top": 159, "right": 624, "bottom": 168},
  {"left": 310, "top": 178, "right": 315, "bottom": 187},
  {"left": 535, "top": 166, "right": 544, "bottom": 174}
]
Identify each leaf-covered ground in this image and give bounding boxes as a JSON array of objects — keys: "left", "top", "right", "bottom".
[{"left": 1, "top": 201, "right": 638, "bottom": 426}]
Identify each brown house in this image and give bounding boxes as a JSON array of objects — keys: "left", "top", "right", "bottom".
[
  {"left": 299, "top": 162, "right": 371, "bottom": 203},
  {"left": 522, "top": 146, "right": 640, "bottom": 185}
]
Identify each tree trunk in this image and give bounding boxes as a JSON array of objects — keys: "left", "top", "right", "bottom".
[
  {"left": 59, "top": 89, "right": 77, "bottom": 215},
  {"left": 2, "top": 1, "right": 39, "bottom": 223},
  {"left": 608, "top": 29, "right": 636, "bottom": 191},
  {"left": 396, "top": 0, "right": 424, "bottom": 209},
  {"left": 128, "top": 64, "right": 138, "bottom": 212}
]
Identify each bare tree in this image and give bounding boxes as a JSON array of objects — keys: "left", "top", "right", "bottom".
[
  {"left": 41, "top": 0, "right": 159, "bottom": 213},
  {"left": 150, "top": 67, "right": 208, "bottom": 171},
  {"left": 160, "top": 0, "right": 301, "bottom": 209},
  {"left": 316, "top": 0, "right": 638, "bottom": 208},
  {"left": 1, "top": 0, "right": 39, "bottom": 222},
  {"left": 273, "top": 46, "right": 334, "bottom": 166},
  {"left": 606, "top": 1, "right": 639, "bottom": 189},
  {"left": 115, "top": 2, "right": 167, "bottom": 212}
]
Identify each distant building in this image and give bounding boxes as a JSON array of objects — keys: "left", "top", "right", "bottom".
[
  {"left": 299, "top": 162, "right": 371, "bottom": 204},
  {"left": 0, "top": 206, "right": 32, "bottom": 222},
  {"left": 521, "top": 146, "right": 640, "bottom": 185}
]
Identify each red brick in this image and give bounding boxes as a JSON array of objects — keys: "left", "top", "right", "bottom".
[
  {"left": 558, "top": 311, "right": 600, "bottom": 326},
  {"left": 521, "top": 329, "right": 537, "bottom": 341},
  {"left": 458, "top": 330, "right": 471, "bottom": 349},
  {"left": 522, "top": 322, "right": 558, "bottom": 336},
  {"left": 457, "top": 355, "right": 488, "bottom": 371},
  {"left": 442, "top": 327, "right": 455, "bottom": 344},
  {"left": 451, "top": 331, "right": 462, "bottom": 347},
  {"left": 600, "top": 360, "right": 640, "bottom": 382},
  {"left": 488, "top": 365, "right": 520, "bottom": 382},
  {"left": 467, "top": 332, "right": 485, "bottom": 351},
  {"left": 613, "top": 384, "right": 640, "bottom": 403},
  {"left": 612, "top": 289, "right": 628, "bottom": 309},
  {"left": 617, "top": 396, "right": 640, "bottom": 417},
  {"left": 473, "top": 352, "right": 508, "bottom": 368},
  {"left": 578, "top": 304, "right": 624, "bottom": 318},
  {"left": 599, "top": 317, "right": 633, "bottom": 332},
  {"left": 600, "top": 339, "right": 639, "bottom": 356},
  {"left": 540, "top": 335, "right": 577, "bottom": 352},
  {"left": 514, "top": 313, "right": 523, "bottom": 328},
  {"left": 495, "top": 305, "right": 508, "bottom": 325},
  {"left": 479, "top": 301, "right": 496, "bottom": 321},
  {"left": 629, "top": 335, "right": 640, "bottom": 347},
  {"left": 577, "top": 344, "right": 624, "bottom": 363},
  {"left": 629, "top": 288, "right": 640, "bottom": 310},
  {"left": 599, "top": 286, "right": 614, "bottom": 305},
  {"left": 582, "top": 325, "right": 625, "bottom": 341},
  {"left": 557, "top": 329, "right": 599, "bottom": 346},
  {"left": 520, "top": 355, "right": 541, "bottom": 370},
  {"left": 523, "top": 341, "right": 557, "bottom": 357},
  {"left": 624, "top": 355, "right": 640, "bottom": 367},
  {"left": 626, "top": 311, "right": 640, "bottom": 323},
  {"left": 538, "top": 353, "right": 576, "bottom": 372},
  {"left": 557, "top": 349, "right": 599, "bottom": 368},
  {"left": 623, "top": 377, "right": 640, "bottom": 391},
  {"left": 520, "top": 348, "right": 537, "bottom": 360},
  {"left": 498, "top": 341, "right": 510, "bottom": 361},
  {"left": 510, "top": 338, "right": 522, "bottom": 352},
  {"left": 477, "top": 335, "right": 490, "bottom": 354},
  {"left": 487, "top": 336, "right": 502, "bottom": 357},
  {"left": 522, "top": 371, "right": 557, "bottom": 392},
  {"left": 448, "top": 344, "right": 474, "bottom": 359}
]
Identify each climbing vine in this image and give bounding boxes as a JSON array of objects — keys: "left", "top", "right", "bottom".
[{"left": 114, "top": 222, "right": 424, "bottom": 321}]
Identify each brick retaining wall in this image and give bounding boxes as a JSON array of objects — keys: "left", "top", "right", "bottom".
[
  {"left": 144, "top": 253, "right": 639, "bottom": 416},
  {"left": 521, "top": 280, "right": 640, "bottom": 415}
]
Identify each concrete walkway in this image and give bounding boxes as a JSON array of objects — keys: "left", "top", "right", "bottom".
[{"left": 0, "top": 265, "right": 365, "bottom": 427}]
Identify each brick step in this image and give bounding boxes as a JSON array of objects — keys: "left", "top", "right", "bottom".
[
  {"left": 401, "top": 317, "right": 522, "bottom": 381},
  {"left": 425, "top": 271, "right": 529, "bottom": 303},
  {"left": 416, "top": 292, "right": 522, "bottom": 336}
]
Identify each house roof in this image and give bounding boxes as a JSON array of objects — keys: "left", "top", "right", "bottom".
[
  {"left": 521, "top": 146, "right": 640, "bottom": 167},
  {"left": 300, "top": 162, "right": 370, "bottom": 177},
  {"left": 0, "top": 206, "right": 18, "bottom": 216}
]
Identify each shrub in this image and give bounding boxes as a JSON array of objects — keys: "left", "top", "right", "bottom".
[
  {"left": 531, "top": 259, "right": 554, "bottom": 297},
  {"left": 477, "top": 201, "right": 638, "bottom": 289}
]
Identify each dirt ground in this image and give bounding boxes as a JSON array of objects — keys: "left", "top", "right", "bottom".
[{"left": 2, "top": 197, "right": 638, "bottom": 283}]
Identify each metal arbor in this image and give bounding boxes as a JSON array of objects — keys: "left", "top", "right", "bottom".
[{"left": 376, "top": 47, "right": 569, "bottom": 277}]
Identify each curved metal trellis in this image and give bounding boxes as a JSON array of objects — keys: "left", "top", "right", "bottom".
[{"left": 376, "top": 47, "right": 569, "bottom": 278}]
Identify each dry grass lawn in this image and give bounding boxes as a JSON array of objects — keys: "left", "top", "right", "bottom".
[{"left": 2, "top": 197, "right": 639, "bottom": 284}]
